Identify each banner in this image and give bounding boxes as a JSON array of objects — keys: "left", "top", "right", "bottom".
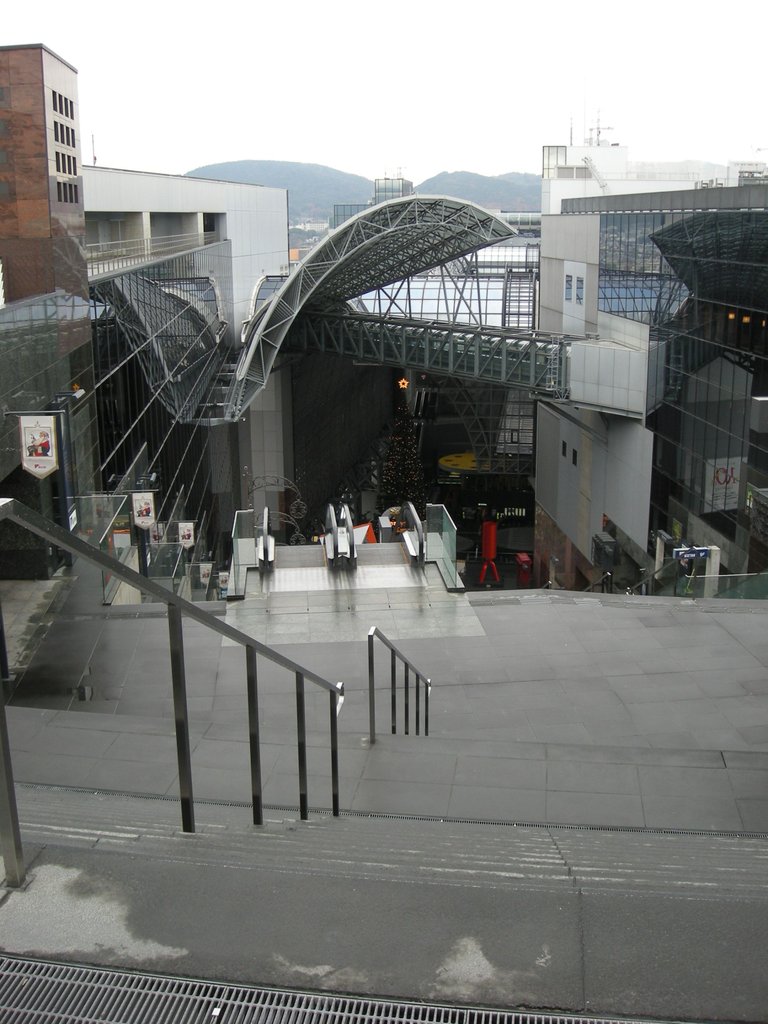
[
  {"left": 131, "top": 491, "right": 156, "bottom": 529},
  {"left": 178, "top": 522, "right": 195, "bottom": 549},
  {"left": 19, "top": 415, "right": 58, "bottom": 480}
]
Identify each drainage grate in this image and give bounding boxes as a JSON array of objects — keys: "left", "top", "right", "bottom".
[{"left": 0, "top": 957, "right": 675, "bottom": 1024}]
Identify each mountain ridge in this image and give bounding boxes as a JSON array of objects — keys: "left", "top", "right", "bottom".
[{"left": 186, "top": 159, "right": 540, "bottom": 222}]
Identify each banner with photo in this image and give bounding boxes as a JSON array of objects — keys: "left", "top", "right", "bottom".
[
  {"left": 19, "top": 415, "right": 58, "bottom": 479},
  {"left": 131, "top": 491, "right": 156, "bottom": 529},
  {"left": 178, "top": 522, "right": 195, "bottom": 549}
]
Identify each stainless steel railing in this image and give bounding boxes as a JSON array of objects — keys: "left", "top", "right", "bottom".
[{"left": 367, "top": 626, "right": 431, "bottom": 742}]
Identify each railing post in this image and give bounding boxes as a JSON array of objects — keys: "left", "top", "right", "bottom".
[
  {"left": 390, "top": 648, "right": 397, "bottom": 734},
  {"left": 295, "top": 672, "right": 308, "bottom": 820},
  {"left": 415, "top": 673, "right": 421, "bottom": 736},
  {"left": 367, "top": 628, "right": 376, "bottom": 745},
  {"left": 329, "top": 688, "right": 340, "bottom": 817},
  {"left": 167, "top": 604, "right": 195, "bottom": 834},
  {"left": 0, "top": 692, "right": 24, "bottom": 888},
  {"left": 404, "top": 663, "right": 410, "bottom": 735},
  {"left": 245, "top": 645, "right": 263, "bottom": 826},
  {"left": 0, "top": 596, "right": 10, "bottom": 684},
  {"left": 425, "top": 679, "right": 430, "bottom": 737}
]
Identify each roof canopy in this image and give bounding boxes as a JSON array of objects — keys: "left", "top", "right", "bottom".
[{"left": 226, "top": 196, "right": 517, "bottom": 419}]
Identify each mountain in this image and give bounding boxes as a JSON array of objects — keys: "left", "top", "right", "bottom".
[
  {"left": 186, "top": 160, "right": 541, "bottom": 223},
  {"left": 417, "top": 171, "right": 540, "bottom": 211},
  {"left": 186, "top": 160, "right": 373, "bottom": 222}
]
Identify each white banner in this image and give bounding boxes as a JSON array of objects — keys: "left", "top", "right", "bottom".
[
  {"left": 131, "top": 491, "right": 156, "bottom": 529},
  {"left": 178, "top": 521, "right": 195, "bottom": 549},
  {"left": 19, "top": 415, "right": 58, "bottom": 479}
]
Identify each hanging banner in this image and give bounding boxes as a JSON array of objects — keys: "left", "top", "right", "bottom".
[
  {"left": 178, "top": 522, "right": 195, "bottom": 549},
  {"left": 19, "top": 415, "right": 58, "bottom": 480},
  {"left": 131, "top": 491, "right": 156, "bottom": 529}
]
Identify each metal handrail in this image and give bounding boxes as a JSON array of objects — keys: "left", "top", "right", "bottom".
[
  {"left": 257, "top": 506, "right": 273, "bottom": 573},
  {"left": 367, "top": 626, "right": 431, "bottom": 742},
  {"left": 339, "top": 503, "right": 357, "bottom": 566},
  {"left": 324, "top": 504, "right": 339, "bottom": 564},
  {"left": 0, "top": 497, "right": 344, "bottom": 889},
  {"left": 401, "top": 501, "right": 425, "bottom": 562}
]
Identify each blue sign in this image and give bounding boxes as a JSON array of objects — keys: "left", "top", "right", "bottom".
[{"left": 673, "top": 546, "right": 709, "bottom": 560}]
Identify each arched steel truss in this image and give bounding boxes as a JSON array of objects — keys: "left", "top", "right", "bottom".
[{"left": 224, "top": 196, "right": 519, "bottom": 420}]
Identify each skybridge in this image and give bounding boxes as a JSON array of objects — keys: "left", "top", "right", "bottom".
[{"left": 287, "top": 311, "right": 570, "bottom": 396}]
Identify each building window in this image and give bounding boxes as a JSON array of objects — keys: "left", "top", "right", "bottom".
[
  {"left": 576, "top": 276, "right": 584, "bottom": 304},
  {"left": 55, "top": 151, "right": 61, "bottom": 172},
  {"left": 572, "top": 449, "right": 578, "bottom": 466},
  {"left": 56, "top": 181, "right": 63, "bottom": 202},
  {"left": 52, "top": 91, "right": 58, "bottom": 112},
  {"left": 565, "top": 274, "right": 573, "bottom": 302},
  {"left": 561, "top": 440, "right": 567, "bottom": 457},
  {"left": 54, "top": 121, "right": 59, "bottom": 142}
]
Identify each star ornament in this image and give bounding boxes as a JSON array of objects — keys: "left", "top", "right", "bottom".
[{"left": 397, "top": 377, "right": 409, "bottom": 389}]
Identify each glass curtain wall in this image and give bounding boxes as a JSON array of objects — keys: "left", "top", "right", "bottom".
[
  {"left": 598, "top": 209, "right": 768, "bottom": 570},
  {"left": 89, "top": 242, "right": 233, "bottom": 553}
]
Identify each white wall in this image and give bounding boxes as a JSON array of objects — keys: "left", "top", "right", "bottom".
[
  {"left": 82, "top": 166, "right": 289, "bottom": 329},
  {"left": 537, "top": 402, "right": 652, "bottom": 557}
]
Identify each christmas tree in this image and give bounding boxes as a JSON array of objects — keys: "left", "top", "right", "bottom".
[{"left": 379, "top": 383, "right": 427, "bottom": 518}]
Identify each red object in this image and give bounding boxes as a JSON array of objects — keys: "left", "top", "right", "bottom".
[
  {"left": 478, "top": 521, "right": 499, "bottom": 583},
  {"left": 515, "top": 551, "right": 532, "bottom": 585}
]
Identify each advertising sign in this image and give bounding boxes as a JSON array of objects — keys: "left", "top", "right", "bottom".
[
  {"left": 178, "top": 522, "right": 195, "bottom": 549},
  {"left": 19, "top": 415, "right": 58, "bottom": 479},
  {"left": 673, "top": 546, "right": 709, "bottom": 562},
  {"left": 131, "top": 491, "right": 156, "bottom": 529}
]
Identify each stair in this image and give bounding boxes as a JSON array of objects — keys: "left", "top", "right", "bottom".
[{"left": 15, "top": 785, "right": 768, "bottom": 900}]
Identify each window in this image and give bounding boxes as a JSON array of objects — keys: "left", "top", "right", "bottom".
[
  {"left": 561, "top": 440, "right": 567, "bottom": 457},
  {"left": 52, "top": 91, "right": 58, "bottom": 112},
  {"left": 54, "top": 121, "right": 59, "bottom": 142},
  {"left": 572, "top": 449, "right": 578, "bottom": 466},
  {"left": 565, "top": 274, "right": 573, "bottom": 302},
  {"left": 55, "top": 151, "right": 61, "bottom": 172},
  {"left": 576, "top": 276, "right": 584, "bottom": 304}
]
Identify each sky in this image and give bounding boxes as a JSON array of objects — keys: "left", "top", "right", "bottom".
[{"left": 4, "top": 0, "right": 766, "bottom": 183}]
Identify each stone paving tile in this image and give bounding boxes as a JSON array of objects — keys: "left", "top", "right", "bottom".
[
  {"left": 641, "top": 794, "right": 745, "bottom": 831},
  {"left": 546, "top": 791, "right": 645, "bottom": 828}
]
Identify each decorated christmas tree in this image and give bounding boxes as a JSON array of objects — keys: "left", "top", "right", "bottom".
[{"left": 379, "top": 383, "right": 427, "bottom": 518}]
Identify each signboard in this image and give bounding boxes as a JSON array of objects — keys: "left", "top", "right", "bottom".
[
  {"left": 218, "top": 570, "right": 229, "bottom": 598},
  {"left": 131, "top": 491, "right": 156, "bottom": 529},
  {"left": 178, "top": 522, "right": 195, "bottom": 549},
  {"left": 703, "top": 459, "right": 741, "bottom": 513},
  {"left": 673, "top": 546, "right": 709, "bottom": 561},
  {"left": 199, "top": 562, "right": 213, "bottom": 588},
  {"left": 19, "top": 415, "right": 58, "bottom": 479}
]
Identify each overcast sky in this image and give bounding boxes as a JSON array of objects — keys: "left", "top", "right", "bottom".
[{"left": 5, "top": 0, "right": 764, "bottom": 182}]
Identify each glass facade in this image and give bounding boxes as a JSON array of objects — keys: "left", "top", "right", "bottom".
[
  {"left": 598, "top": 205, "right": 768, "bottom": 570},
  {"left": 89, "top": 242, "right": 234, "bottom": 556},
  {"left": 358, "top": 244, "right": 539, "bottom": 331}
]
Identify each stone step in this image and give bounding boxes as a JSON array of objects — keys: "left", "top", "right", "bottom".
[{"left": 13, "top": 786, "right": 768, "bottom": 897}]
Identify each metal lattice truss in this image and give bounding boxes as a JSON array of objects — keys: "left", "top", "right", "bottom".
[
  {"left": 225, "top": 196, "right": 519, "bottom": 419},
  {"left": 289, "top": 311, "right": 570, "bottom": 397}
]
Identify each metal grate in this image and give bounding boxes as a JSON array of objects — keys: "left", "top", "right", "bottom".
[{"left": 0, "top": 957, "right": 675, "bottom": 1024}]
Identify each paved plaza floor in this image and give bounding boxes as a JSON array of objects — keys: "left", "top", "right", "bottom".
[{"left": 2, "top": 554, "right": 768, "bottom": 1021}]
